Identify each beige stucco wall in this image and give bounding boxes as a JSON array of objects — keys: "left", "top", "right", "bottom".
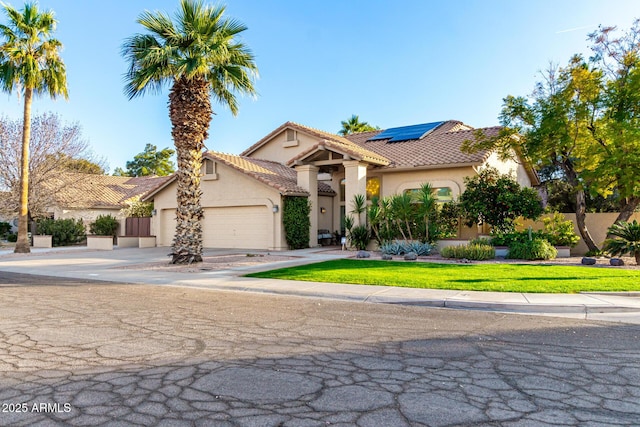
[
  {"left": 151, "top": 161, "right": 288, "bottom": 250},
  {"left": 520, "top": 212, "right": 640, "bottom": 256},
  {"left": 50, "top": 207, "right": 125, "bottom": 236},
  {"left": 484, "top": 151, "right": 533, "bottom": 187},
  {"left": 317, "top": 195, "right": 334, "bottom": 232},
  {"left": 379, "top": 166, "right": 475, "bottom": 199},
  {"left": 247, "top": 129, "right": 322, "bottom": 163}
]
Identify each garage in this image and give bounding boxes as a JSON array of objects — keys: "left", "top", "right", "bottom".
[
  {"left": 202, "top": 205, "right": 271, "bottom": 249},
  {"left": 160, "top": 205, "right": 271, "bottom": 249}
]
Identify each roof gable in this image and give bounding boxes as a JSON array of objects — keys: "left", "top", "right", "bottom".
[{"left": 143, "top": 151, "right": 336, "bottom": 201}]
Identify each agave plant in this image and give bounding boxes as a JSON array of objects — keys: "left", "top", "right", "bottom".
[{"left": 603, "top": 220, "right": 640, "bottom": 265}]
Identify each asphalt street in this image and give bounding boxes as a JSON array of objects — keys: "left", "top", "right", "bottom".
[{"left": 1, "top": 271, "right": 640, "bottom": 426}]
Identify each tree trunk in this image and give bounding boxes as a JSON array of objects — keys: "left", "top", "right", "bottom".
[
  {"left": 562, "top": 165, "right": 599, "bottom": 253},
  {"left": 574, "top": 188, "right": 599, "bottom": 253},
  {"left": 14, "top": 88, "right": 33, "bottom": 254},
  {"left": 607, "top": 196, "right": 640, "bottom": 239},
  {"left": 168, "top": 77, "right": 212, "bottom": 264}
]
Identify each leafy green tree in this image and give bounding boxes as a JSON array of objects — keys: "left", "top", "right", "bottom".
[
  {"left": 0, "top": 2, "right": 68, "bottom": 253},
  {"left": 459, "top": 167, "right": 543, "bottom": 234},
  {"left": 464, "top": 20, "right": 640, "bottom": 251},
  {"left": 338, "top": 114, "right": 379, "bottom": 136},
  {"left": 53, "top": 153, "right": 106, "bottom": 174},
  {"left": 584, "top": 20, "right": 640, "bottom": 226},
  {"left": 122, "top": 0, "right": 257, "bottom": 264},
  {"left": 113, "top": 143, "right": 175, "bottom": 176}
]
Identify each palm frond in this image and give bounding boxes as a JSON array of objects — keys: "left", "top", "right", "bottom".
[{"left": 121, "top": 0, "right": 257, "bottom": 112}]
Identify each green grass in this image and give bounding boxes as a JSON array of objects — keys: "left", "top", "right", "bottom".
[{"left": 246, "top": 259, "right": 640, "bottom": 293}]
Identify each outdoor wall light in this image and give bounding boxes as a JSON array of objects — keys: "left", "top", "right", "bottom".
[
  {"left": 272, "top": 205, "right": 279, "bottom": 213},
  {"left": 151, "top": 209, "right": 157, "bottom": 216},
  {"left": 320, "top": 207, "right": 326, "bottom": 214}
]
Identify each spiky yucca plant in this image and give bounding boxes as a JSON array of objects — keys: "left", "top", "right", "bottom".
[
  {"left": 604, "top": 220, "right": 640, "bottom": 265},
  {"left": 122, "top": 0, "right": 257, "bottom": 264}
]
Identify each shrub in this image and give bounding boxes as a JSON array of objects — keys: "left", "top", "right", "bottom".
[
  {"left": 470, "top": 237, "right": 493, "bottom": 246},
  {"left": 89, "top": 215, "right": 119, "bottom": 236},
  {"left": 6, "top": 233, "right": 17, "bottom": 242},
  {"left": 380, "top": 240, "right": 432, "bottom": 256},
  {"left": 0, "top": 221, "right": 11, "bottom": 238},
  {"left": 542, "top": 213, "right": 579, "bottom": 247},
  {"left": 437, "top": 201, "right": 461, "bottom": 239},
  {"left": 603, "top": 220, "right": 640, "bottom": 265},
  {"left": 403, "top": 241, "right": 433, "bottom": 256},
  {"left": 491, "top": 229, "right": 544, "bottom": 247},
  {"left": 283, "top": 196, "right": 310, "bottom": 249},
  {"left": 349, "top": 224, "right": 370, "bottom": 250},
  {"left": 36, "top": 218, "right": 86, "bottom": 246},
  {"left": 440, "top": 243, "right": 495, "bottom": 260},
  {"left": 460, "top": 167, "right": 543, "bottom": 233},
  {"left": 507, "top": 238, "right": 557, "bottom": 260}
]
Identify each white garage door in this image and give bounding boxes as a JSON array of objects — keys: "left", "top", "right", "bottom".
[
  {"left": 202, "top": 206, "right": 270, "bottom": 249},
  {"left": 160, "top": 205, "right": 271, "bottom": 249}
]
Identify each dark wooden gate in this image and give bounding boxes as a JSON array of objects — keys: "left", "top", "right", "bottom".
[{"left": 125, "top": 217, "right": 151, "bottom": 236}]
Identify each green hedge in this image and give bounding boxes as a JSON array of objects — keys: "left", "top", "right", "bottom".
[
  {"left": 89, "top": 215, "right": 119, "bottom": 236},
  {"left": 440, "top": 243, "right": 495, "bottom": 261},
  {"left": 507, "top": 238, "right": 557, "bottom": 260},
  {"left": 283, "top": 197, "right": 310, "bottom": 249},
  {"left": 36, "top": 218, "right": 86, "bottom": 246}
]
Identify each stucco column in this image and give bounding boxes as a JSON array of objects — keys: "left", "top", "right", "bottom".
[
  {"left": 296, "top": 165, "right": 319, "bottom": 247},
  {"left": 343, "top": 160, "right": 367, "bottom": 226}
]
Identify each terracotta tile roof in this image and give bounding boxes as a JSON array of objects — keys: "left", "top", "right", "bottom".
[
  {"left": 204, "top": 152, "right": 336, "bottom": 196},
  {"left": 242, "top": 121, "right": 390, "bottom": 166},
  {"left": 48, "top": 173, "right": 173, "bottom": 209},
  {"left": 345, "top": 121, "right": 496, "bottom": 169}
]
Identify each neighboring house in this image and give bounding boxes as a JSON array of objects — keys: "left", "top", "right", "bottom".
[
  {"left": 144, "top": 120, "right": 539, "bottom": 250},
  {"left": 43, "top": 173, "right": 172, "bottom": 235}
]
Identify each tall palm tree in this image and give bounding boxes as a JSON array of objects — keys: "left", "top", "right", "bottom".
[
  {"left": 0, "top": 2, "right": 68, "bottom": 254},
  {"left": 338, "top": 114, "right": 378, "bottom": 136},
  {"left": 122, "top": 0, "right": 257, "bottom": 264}
]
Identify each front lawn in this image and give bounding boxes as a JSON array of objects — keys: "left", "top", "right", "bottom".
[{"left": 246, "top": 259, "right": 640, "bottom": 293}]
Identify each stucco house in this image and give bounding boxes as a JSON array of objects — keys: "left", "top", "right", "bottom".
[
  {"left": 43, "top": 173, "right": 172, "bottom": 235},
  {"left": 144, "top": 120, "right": 538, "bottom": 250}
]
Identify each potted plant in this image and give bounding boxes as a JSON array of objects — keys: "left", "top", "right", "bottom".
[
  {"left": 542, "top": 213, "right": 579, "bottom": 257},
  {"left": 87, "top": 215, "right": 119, "bottom": 250}
]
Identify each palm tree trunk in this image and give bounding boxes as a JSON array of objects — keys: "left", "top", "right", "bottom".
[
  {"left": 14, "top": 88, "right": 33, "bottom": 254},
  {"left": 168, "top": 77, "right": 212, "bottom": 264}
]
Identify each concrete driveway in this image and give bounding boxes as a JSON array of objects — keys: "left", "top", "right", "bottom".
[{"left": 1, "top": 271, "right": 640, "bottom": 426}]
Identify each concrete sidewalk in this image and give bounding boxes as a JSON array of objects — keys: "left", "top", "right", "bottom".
[{"left": 1, "top": 246, "right": 640, "bottom": 323}]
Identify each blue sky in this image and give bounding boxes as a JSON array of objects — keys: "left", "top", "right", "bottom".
[{"left": 1, "top": 0, "right": 639, "bottom": 173}]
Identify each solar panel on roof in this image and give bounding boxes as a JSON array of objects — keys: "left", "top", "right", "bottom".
[{"left": 367, "top": 121, "right": 445, "bottom": 142}]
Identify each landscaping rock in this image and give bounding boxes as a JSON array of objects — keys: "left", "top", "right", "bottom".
[
  {"left": 381, "top": 254, "right": 393, "bottom": 260},
  {"left": 457, "top": 258, "right": 472, "bottom": 264},
  {"left": 356, "top": 251, "right": 371, "bottom": 259},
  {"left": 581, "top": 257, "right": 597, "bottom": 265},
  {"left": 610, "top": 258, "right": 625, "bottom": 266},
  {"left": 404, "top": 252, "right": 418, "bottom": 261}
]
